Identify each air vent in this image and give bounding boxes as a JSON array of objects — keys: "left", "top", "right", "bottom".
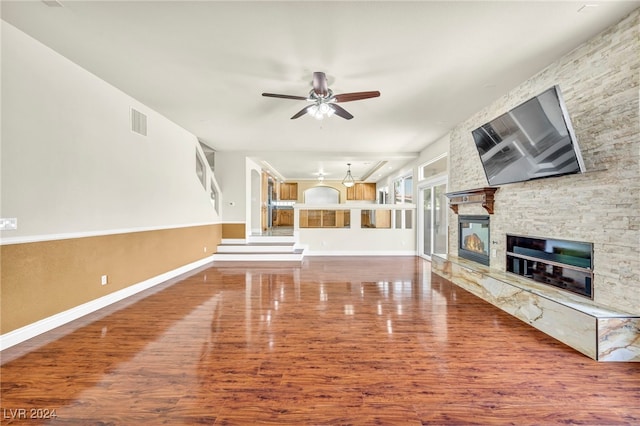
[{"left": 130, "top": 108, "right": 147, "bottom": 136}]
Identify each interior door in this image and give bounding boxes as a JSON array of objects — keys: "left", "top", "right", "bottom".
[{"left": 419, "top": 179, "right": 448, "bottom": 260}]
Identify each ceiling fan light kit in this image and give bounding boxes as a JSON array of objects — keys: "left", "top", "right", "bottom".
[
  {"left": 308, "top": 102, "right": 335, "bottom": 120},
  {"left": 262, "top": 72, "right": 380, "bottom": 120}
]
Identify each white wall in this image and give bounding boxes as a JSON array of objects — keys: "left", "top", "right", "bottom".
[
  {"left": 213, "top": 151, "right": 248, "bottom": 223},
  {"left": 248, "top": 160, "right": 262, "bottom": 236},
  {"left": 300, "top": 228, "right": 416, "bottom": 255},
  {"left": 415, "top": 133, "right": 449, "bottom": 171},
  {"left": 0, "top": 22, "right": 218, "bottom": 241},
  {"left": 375, "top": 134, "right": 450, "bottom": 205},
  {"left": 295, "top": 204, "right": 417, "bottom": 255}
]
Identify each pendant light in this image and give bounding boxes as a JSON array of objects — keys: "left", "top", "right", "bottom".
[{"left": 342, "top": 163, "right": 355, "bottom": 188}]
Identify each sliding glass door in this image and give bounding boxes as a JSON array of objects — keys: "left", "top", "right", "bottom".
[{"left": 418, "top": 178, "right": 448, "bottom": 260}]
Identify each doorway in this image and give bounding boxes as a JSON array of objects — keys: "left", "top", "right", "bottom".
[{"left": 418, "top": 178, "right": 448, "bottom": 260}]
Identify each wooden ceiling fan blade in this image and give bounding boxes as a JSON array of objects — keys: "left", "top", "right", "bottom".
[
  {"left": 290, "top": 105, "right": 315, "bottom": 119},
  {"left": 312, "top": 72, "right": 329, "bottom": 97},
  {"left": 262, "top": 93, "right": 308, "bottom": 100},
  {"left": 333, "top": 91, "right": 381, "bottom": 103},
  {"left": 328, "top": 104, "right": 354, "bottom": 120}
]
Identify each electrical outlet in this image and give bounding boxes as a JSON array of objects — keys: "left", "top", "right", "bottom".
[
  {"left": 0, "top": 218, "right": 18, "bottom": 230},
  {"left": 101, "top": 275, "right": 108, "bottom": 285},
  {"left": 203, "top": 246, "right": 207, "bottom": 253}
]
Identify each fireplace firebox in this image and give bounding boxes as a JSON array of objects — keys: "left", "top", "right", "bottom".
[
  {"left": 506, "top": 234, "right": 593, "bottom": 299},
  {"left": 458, "top": 215, "right": 490, "bottom": 266}
]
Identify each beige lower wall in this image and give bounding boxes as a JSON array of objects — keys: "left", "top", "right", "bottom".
[
  {"left": 0, "top": 224, "right": 222, "bottom": 334},
  {"left": 222, "top": 223, "right": 246, "bottom": 239}
]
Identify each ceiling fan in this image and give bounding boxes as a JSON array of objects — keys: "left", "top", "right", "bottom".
[{"left": 262, "top": 72, "right": 380, "bottom": 120}]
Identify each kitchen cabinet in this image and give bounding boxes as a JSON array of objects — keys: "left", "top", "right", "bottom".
[
  {"left": 361, "top": 209, "right": 392, "bottom": 228},
  {"left": 279, "top": 182, "right": 298, "bottom": 201},
  {"left": 299, "top": 209, "right": 350, "bottom": 228},
  {"left": 275, "top": 209, "right": 294, "bottom": 226},
  {"left": 346, "top": 183, "right": 376, "bottom": 201}
]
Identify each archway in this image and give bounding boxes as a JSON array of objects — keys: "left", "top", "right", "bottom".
[{"left": 303, "top": 186, "right": 340, "bottom": 204}]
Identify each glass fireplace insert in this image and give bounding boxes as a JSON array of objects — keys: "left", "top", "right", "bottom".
[{"left": 458, "top": 215, "right": 490, "bottom": 266}]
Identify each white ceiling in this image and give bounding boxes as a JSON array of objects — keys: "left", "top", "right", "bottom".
[{"left": 2, "top": 1, "right": 638, "bottom": 182}]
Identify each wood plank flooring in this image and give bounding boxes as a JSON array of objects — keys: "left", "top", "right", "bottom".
[{"left": 1, "top": 256, "right": 639, "bottom": 425}]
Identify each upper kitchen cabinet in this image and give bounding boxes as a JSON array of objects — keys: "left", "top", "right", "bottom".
[
  {"left": 346, "top": 183, "right": 376, "bottom": 201},
  {"left": 279, "top": 182, "right": 298, "bottom": 201}
]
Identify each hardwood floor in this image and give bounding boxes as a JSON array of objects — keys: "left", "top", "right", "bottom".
[{"left": 1, "top": 257, "right": 639, "bottom": 425}]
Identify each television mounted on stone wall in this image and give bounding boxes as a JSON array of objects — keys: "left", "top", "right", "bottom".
[{"left": 471, "top": 85, "right": 585, "bottom": 186}]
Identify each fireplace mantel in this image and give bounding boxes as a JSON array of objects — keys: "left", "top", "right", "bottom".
[{"left": 445, "top": 187, "right": 498, "bottom": 214}]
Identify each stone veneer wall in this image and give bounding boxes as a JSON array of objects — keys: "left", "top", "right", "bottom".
[{"left": 448, "top": 9, "right": 639, "bottom": 314}]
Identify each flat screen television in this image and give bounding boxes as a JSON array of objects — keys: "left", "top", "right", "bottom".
[{"left": 471, "top": 85, "right": 585, "bottom": 186}]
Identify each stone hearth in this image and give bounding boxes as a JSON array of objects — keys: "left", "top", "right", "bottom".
[{"left": 431, "top": 253, "right": 639, "bottom": 362}]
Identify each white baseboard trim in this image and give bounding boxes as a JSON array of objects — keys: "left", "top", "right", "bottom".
[
  {"left": 304, "top": 250, "right": 418, "bottom": 256},
  {"left": 0, "top": 256, "right": 214, "bottom": 352}
]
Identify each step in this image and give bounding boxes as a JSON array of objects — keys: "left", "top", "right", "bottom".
[
  {"left": 247, "top": 235, "right": 296, "bottom": 244},
  {"left": 216, "top": 242, "right": 296, "bottom": 254},
  {"left": 211, "top": 249, "right": 304, "bottom": 262}
]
